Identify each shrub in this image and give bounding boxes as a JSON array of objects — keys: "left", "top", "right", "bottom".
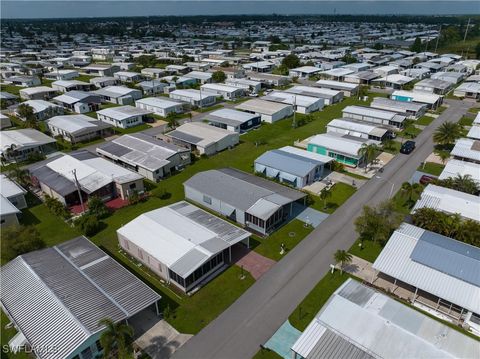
[
  {"left": 44, "top": 195, "right": 71, "bottom": 219},
  {"left": 1, "top": 225, "right": 45, "bottom": 262},
  {"left": 75, "top": 214, "right": 103, "bottom": 237}
]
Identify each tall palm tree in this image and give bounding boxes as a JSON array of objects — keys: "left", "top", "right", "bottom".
[
  {"left": 433, "top": 121, "right": 463, "bottom": 146},
  {"left": 319, "top": 187, "right": 332, "bottom": 210},
  {"left": 434, "top": 150, "right": 450, "bottom": 165},
  {"left": 451, "top": 174, "right": 479, "bottom": 195},
  {"left": 98, "top": 318, "right": 134, "bottom": 359},
  {"left": 333, "top": 250, "right": 353, "bottom": 274},
  {"left": 400, "top": 182, "right": 423, "bottom": 207},
  {"left": 357, "top": 143, "right": 379, "bottom": 172}
]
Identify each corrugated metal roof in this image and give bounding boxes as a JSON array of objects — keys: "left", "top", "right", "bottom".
[
  {"left": 451, "top": 138, "right": 480, "bottom": 163},
  {"left": 372, "top": 223, "right": 480, "bottom": 313},
  {"left": 291, "top": 279, "right": 479, "bottom": 359},
  {"left": 0, "top": 237, "right": 160, "bottom": 359},
  {"left": 411, "top": 231, "right": 480, "bottom": 286}
]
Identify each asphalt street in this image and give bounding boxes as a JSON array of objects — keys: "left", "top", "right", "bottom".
[{"left": 173, "top": 99, "right": 472, "bottom": 359}]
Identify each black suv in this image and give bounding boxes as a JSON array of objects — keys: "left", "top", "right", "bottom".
[{"left": 400, "top": 140, "right": 416, "bottom": 154}]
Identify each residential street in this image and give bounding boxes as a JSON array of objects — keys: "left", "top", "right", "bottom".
[{"left": 173, "top": 99, "right": 472, "bottom": 359}]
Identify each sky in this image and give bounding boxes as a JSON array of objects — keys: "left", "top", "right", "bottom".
[{"left": 1, "top": 1, "right": 478, "bottom": 19}]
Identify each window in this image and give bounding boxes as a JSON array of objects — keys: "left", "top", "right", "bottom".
[
  {"left": 129, "top": 183, "right": 136, "bottom": 189},
  {"left": 95, "top": 340, "right": 103, "bottom": 352},
  {"left": 81, "top": 347, "right": 93, "bottom": 359},
  {"left": 203, "top": 195, "right": 212, "bottom": 205}
]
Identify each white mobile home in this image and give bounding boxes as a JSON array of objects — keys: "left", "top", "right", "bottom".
[
  {"left": 262, "top": 91, "right": 324, "bottom": 114},
  {"left": 169, "top": 89, "right": 216, "bottom": 107},
  {"left": 235, "top": 99, "right": 293, "bottom": 123},
  {"left": 135, "top": 97, "right": 184, "bottom": 117},
  {"left": 96, "top": 105, "right": 152, "bottom": 129},
  {"left": 200, "top": 83, "right": 245, "bottom": 100},
  {"left": 342, "top": 105, "right": 406, "bottom": 128}
]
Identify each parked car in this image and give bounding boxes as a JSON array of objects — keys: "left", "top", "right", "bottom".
[
  {"left": 419, "top": 175, "right": 436, "bottom": 185},
  {"left": 400, "top": 140, "right": 416, "bottom": 154}
]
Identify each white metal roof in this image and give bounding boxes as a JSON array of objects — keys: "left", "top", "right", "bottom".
[
  {"left": 0, "top": 194, "right": 20, "bottom": 216},
  {"left": 0, "top": 129, "right": 55, "bottom": 152},
  {"left": 308, "top": 133, "right": 369, "bottom": 157},
  {"left": 343, "top": 105, "right": 403, "bottom": 122},
  {"left": 438, "top": 159, "right": 480, "bottom": 184},
  {"left": 19, "top": 86, "right": 56, "bottom": 95},
  {"left": 467, "top": 125, "right": 480, "bottom": 140},
  {"left": 392, "top": 90, "right": 441, "bottom": 105},
  {"left": 291, "top": 66, "right": 322, "bottom": 74},
  {"left": 136, "top": 97, "right": 183, "bottom": 109},
  {"left": 286, "top": 85, "right": 341, "bottom": 98},
  {"left": 97, "top": 105, "right": 151, "bottom": 120},
  {"left": 328, "top": 118, "right": 387, "bottom": 137},
  {"left": 170, "top": 89, "right": 214, "bottom": 101},
  {"left": 235, "top": 99, "right": 292, "bottom": 115},
  {"left": 83, "top": 157, "right": 143, "bottom": 184},
  {"left": 168, "top": 122, "right": 238, "bottom": 148},
  {"left": 316, "top": 79, "right": 359, "bottom": 90},
  {"left": 373, "top": 223, "right": 480, "bottom": 314},
  {"left": 262, "top": 91, "right": 322, "bottom": 107},
  {"left": 292, "top": 278, "right": 479, "bottom": 359},
  {"left": 201, "top": 83, "right": 242, "bottom": 93},
  {"left": 47, "top": 115, "right": 101, "bottom": 134},
  {"left": 412, "top": 184, "right": 480, "bottom": 222},
  {"left": 20, "top": 100, "right": 59, "bottom": 113},
  {"left": 117, "top": 201, "right": 250, "bottom": 275},
  {"left": 455, "top": 82, "right": 480, "bottom": 94},
  {"left": 0, "top": 174, "right": 26, "bottom": 199},
  {"left": 451, "top": 138, "right": 480, "bottom": 163},
  {"left": 320, "top": 68, "right": 354, "bottom": 77}
]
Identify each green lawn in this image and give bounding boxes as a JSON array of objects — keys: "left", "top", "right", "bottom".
[
  {"left": 1, "top": 311, "right": 30, "bottom": 359},
  {"left": 0, "top": 83, "right": 22, "bottom": 96},
  {"left": 197, "top": 104, "right": 224, "bottom": 113},
  {"left": 252, "top": 219, "right": 314, "bottom": 261},
  {"left": 289, "top": 271, "right": 351, "bottom": 331},
  {"left": 418, "top": 162, "right": 445, "bottom": 176},
  {"left": 383, "top": 140, "right": 402, "bottom": 154},
  {"left": 114, "top": 123, "right": 151, "bottom": 134},
  {"left": 20, "top": 194, "right": 81, "bottom": 248},
  {"left": 252, "top": 348, "right": 283, "bottom": 359},
  {"left": 349, "top": 238, "right": 384, "bottom": 263},
  {"left": 310, "top": 183, "right": 357, "bottom": 214},
  {"left": 167, "top": 265, "right": 255, "bottom": 334},
  {"left": 459, "top": 116, "right": 474, "bottom": 127},
  {"left": 76, "top": 74, "right": 95, "bottom": 83},
  {"left": 416, "top": 116, "right": 435, "bottom": 126},
  {"left": 398, "top": 126, "right": 422, "bottom": 139}
]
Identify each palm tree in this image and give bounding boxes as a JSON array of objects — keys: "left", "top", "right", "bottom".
[
  {"left": 98, "top": 318, "right": 134, "bottom": 359},
  {"left": 8, "top": 167, "right": 31, "bottom": 188},
  {"left": 400, "top": 182, "right": 423, "bottom": 207},
  {"left": 357, "top": 143, "right": 379, "bottom": 172},
  {"left": 166, "top": 113, "right": 179, "bottom": 130},
  {"left": 434, "top": 150, "right": 450, "bottom": 165},
  {"left": 433, "top": 121, "right": 463, "bottom": 146},
  {"left": 5, "top": 144, "right": 18, "bottom": 163},
  {"left": 333, "top": 250, "right": 353, "bottom": 274},
  {"left": 319, "top": 187, "right": 332, "bottom": 210},
  {"left": 451, "top": 174, "right": 479, "bottom": 195}
]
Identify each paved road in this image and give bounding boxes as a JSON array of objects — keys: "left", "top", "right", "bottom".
[{"left": 173, "top": 99, "right": 471, "bottom": 359}]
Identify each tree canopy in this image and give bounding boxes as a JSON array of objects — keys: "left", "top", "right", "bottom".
[{"left": 1, "top": 225, "right": 45, "bottom": 262}]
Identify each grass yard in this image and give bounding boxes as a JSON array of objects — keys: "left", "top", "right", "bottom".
[
  {"left": 1, "top": 311, "right": 30, "bottom": 359},
  {"left": 398, "top": 126, "right": 422, "bottom": 139},
  {"left": 349, "top": 238, "right": 385, "bottom": 263},
  {"left": 167, "top": 265, "right": 255, "bottom": 334},
  {"left": 310, "top": 182, "right": 357, "bottom": 214},
  {"left": 252, "top": 348, "right": 283, "bottom": 359},
  {"left": 197, "top": 104, "right": 224, "bottom": 113},
  {"left": 20, "top": 194, "right": 81, "bottom": 248},
  {"left": 289, "top": 271, "right": 351, "bottom": 331},
  {"left": 76, "top": 74, "right": 95, "bottom": 83},
  {"left": 382, "top": 140, "right": 402, "bottom": 154},
  {"left": 418, "top": 162, "right": 445, "bottom": 176},
  {"left": 114, "top": 123, "right": 151, "bottom": 134},
  {"left": 416, "top": 115, "right": 435, "bottom": 126},
  {"left": 459, "top": 116, "right": 474, "bottom": 127},
  {"left": 0, "top": 83, "right": 22, "bottom": 96},
  {"left": 252, "top": 219, "right": 314, "bottom": 261}
]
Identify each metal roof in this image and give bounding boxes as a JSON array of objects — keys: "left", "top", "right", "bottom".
[
  {"left": 255, "top": 146, "right": 331, "bottom": 178},
  {"left": 0, "top": 236, "right": 160, "bottom": 359},
  {"left": 373, "top": 223, "right": 480, "bottom": 314},
  {"left": 0, "top": 174, "right": 26, "bottom": 199},
  {"left": 451, "top": 138, "right": 480, "bottom": 163},
  {"left": 47, "top": 115, "right": 112, "bottom": 136},
  {"left": 262, "top": 91, "right": 323, "bottom": 108},
  {"left": 308, "top": 133, "right": 370, "bottom": 158},
  {"left": 117, "top": 201, "right": 250, "bottom": 277},
  {"left": 412, "top": 184, "right": 480, "bottom": 222},
  {"left": 167, "top": 122, "right": 238, "bottom": 148},
  {"left": 135, "top": 97, "right": 183, "bottom": 109},
  {"left": 370, "top": 97, "right": 426, "bottom": 113},
  {"left": 235, "top": 99, "right": 292, "bottom": 115},
  {"left": 0, "top": 129, "right": 56, "bottom": 152},
  {"left": 205, "top": 108, "right": 258, "bottom": 126},
  {"left": 391, "top": 90, "right": 441, "bottom": 105},
  {"left": 97, "top": 133, "right": 187, "bottom": 172},
  {"left": 438, "top": 159, "right": 480, "bottom": 184},
  {"left": 285, "top": 85, "right": 342, "bottom": 99},
  {"left": 291, "top": 278, "right": 479, "bottom": 359},
  {"left": 184, "top": 168, "right": 306, "bottom": 214},
  {"left": 343, "top": 105, "right": 405, "bottom": 122}
]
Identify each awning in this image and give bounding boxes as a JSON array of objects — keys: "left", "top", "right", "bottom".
[
  {"left": 266, "top": 168, "right": 279, "bottom": 177},
  {"left": 255, "top": 164, "right": 266, "bottom": 173},
  {"left": 280, "top": 172, "right": 298, "bottom": 184}
]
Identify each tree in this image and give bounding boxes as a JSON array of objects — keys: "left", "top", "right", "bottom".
[
  {"left": 373, "top": 43, "right": 384, "bottom": 50},
  {"left": 44, "top": 195, "right": 71, "bottom": 219},
  {"left": 354, "top": 201, "right": 403, "bottom": 245},
  {"left": 211, "top": 70, "right": 226, "bottom": 83},
  {"left": 87, "top": 196, "right": 109, "bottom": 218},
  {"left": 166, "top": 113, "right": 179, "bottom": 129},
  {"left": 281, "top": 54, "right": 300, "bottom": 69},
  {"left": 98, "top": 318, "right": 134, "bottom": 359},
  {"left": 75, "top": 214, "right": 102, "bottom": 236},
  {"left": 1, "top": 225, "right": 45, "bottom": 262},
  {"left": 341, "top": 54, "right": 357, "bottom": 64},
  {"left": 0, "top": 99, "right": 9, "bottom": 110},
  {"left": 410, "top": 37, "right": 423, "bottom": 53},
  {"left": 7, "top": 166, "right": 31, "bottom": 188},
  {"left": 435, "top": 174, "right": 479, "bottom": 195},
  {"left": 382, "top": 139, "right": 396, "bottom": 152},
  {"left": 433, "top": 121, "right": 463, "bottom": 146},
  {"left": 333, "top": 250, "right": 352, "bottom": 274},
  {"left": 476, "top": 42, "right": 480, "bottom": 59},
  {"left": 319, "top": 187, "right": 332, "bottom": 210},
  {"left": 16, "top": 103, "right": 36, "bottom": 126},
  {"left": 400, "top": 182, "right": 423, "bottom": 207},
  {"left": 357, "top": 143, "right": 380, "bottom": 172},
  {"left": 435, "top": 150, "right": 450, "bottom": 165}
]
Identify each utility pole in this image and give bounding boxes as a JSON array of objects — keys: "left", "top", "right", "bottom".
[
  {"left": 434, "top": 25, "right": 442, "bottom": 53},
  {"left": 292, "top": 94, "right": 297, "bottom": 128},
  {"left": 72, "top": 169, "right": 85, "bottom": 214}
]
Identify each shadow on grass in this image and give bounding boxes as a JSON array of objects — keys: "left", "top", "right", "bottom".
[{"left": 20, "top": 208, "right": 41, "bottom": 225}]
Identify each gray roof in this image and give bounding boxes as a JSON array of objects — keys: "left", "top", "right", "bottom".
[
  {"left": 184, "top": 168, "right": 306, "bottom": 213},
  {"left": 30, "top": 164, "right": 77, "bottom": 196},
  {"left": 411, "top": 230, "right": 480, "bottom": 287},
  {"left": 255, "top": 149, "right": 328, "bottom": 177},
  {"left": 370, "top": 97, "right": 426, "bottom": 113},
  {"left": 204, "top": 108, "right": 259, "bottom": 127},
  {"left": 97, "top": 133, "right": 188, "bottom": 172},
  {"left": 1, "top": 236, "right": 160, "bottom": 359},
  {"left": 292, "top": 279, "right": 479, "bottom": 359}
]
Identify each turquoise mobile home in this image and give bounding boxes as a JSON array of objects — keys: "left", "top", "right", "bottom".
[{"left": 307, "top": 133, "right": 371, "bottom": 167}]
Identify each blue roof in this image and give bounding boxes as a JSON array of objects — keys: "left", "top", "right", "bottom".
[
  {"left": 255, "top": 149, "right": 326, "bottom": 177},
  {"left": 410, "top": 230, "right": 480, "bottom": 287}
]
